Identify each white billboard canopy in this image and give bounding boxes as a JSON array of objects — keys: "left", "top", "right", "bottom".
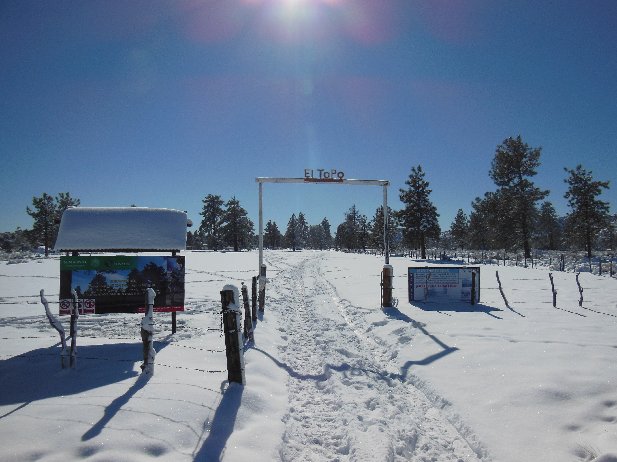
[
  {"left": 408, "top": 266, "right": 480, "bottom": 304},
  {"left": 54, "top": 207, "right": 189, "bottom": 251}
]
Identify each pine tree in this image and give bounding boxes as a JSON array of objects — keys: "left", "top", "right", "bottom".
[
  {"left": 284, "top": 214, "right": 298, "bottom": 251},
  {"left": 27, "top": 192, "right": 80, "bottom": 256},
  {"left": 56, "top": 192, "right": 80, "bottom": 220},
  {"left": 199, "top": 194, "right": 224, "bottom": 251},
  {"left": 221, "top": 197, "right": 254, "bottom": 251},
  {"left": 308, "top": 224, "right": 326, "bottom": 250},
  {"left": 398, "top": 165, "right": 440, "bottom": 259},
  {"left": 449, "top": 209, "right": 469, "bottom": 251},
  {"left": 264, "top": 220, "right": 282, "bottom": 249},
  {"left": 320, "top": 218, "right": 333, "bottom": 249},
  {"left": 369, "top": 206, "right": 397, "bottom": 253},
  {"left": 564, "top": 165, "right": 610, "bottom": 260},
  {"left": 296, "top": 212, "right": 310, "bottom": 249},
  {"left": 535, "top": 201, "right": 562, "bottom": 250},
  {"left": 333, "top": 205, "right": 368, "bottom": 251},
  {"left": 468, "top": 191, "right": 511, "bottom": 251},
  {"left": 489, "top": 136, "right": 549, "bottom": 258}
]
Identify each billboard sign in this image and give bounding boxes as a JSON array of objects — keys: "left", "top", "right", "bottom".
[
  {"left": 408, "top": 266, "right": 480, "bottom": 303},
  {"left": 59, "top": 255, "right": 185, "bottom": 315}
]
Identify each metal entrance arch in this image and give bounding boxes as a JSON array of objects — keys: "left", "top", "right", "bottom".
[{"left": 255, "top": 177, "right": 390, "bottom": 271}]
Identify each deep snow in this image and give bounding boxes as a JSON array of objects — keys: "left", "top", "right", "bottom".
[{"left": 1, "top": 250, "right": 617, "bottom": 461}]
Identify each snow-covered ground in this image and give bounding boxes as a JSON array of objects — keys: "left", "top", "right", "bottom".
[{"left": 1, "top": 250, "right": 617, "bottom": 461}]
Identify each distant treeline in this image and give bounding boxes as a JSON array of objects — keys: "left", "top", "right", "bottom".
[{"left": 3, "top": 136, "right": 613, "bottom": 260}]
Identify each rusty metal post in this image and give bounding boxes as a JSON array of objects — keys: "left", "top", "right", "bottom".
[{"left": 381, "top": 264, "right": 393, "bottom": 308}]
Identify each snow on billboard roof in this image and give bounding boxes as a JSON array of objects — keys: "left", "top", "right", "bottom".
[{"left": 54, "top": 207, "right": 189, "bottom": 251}]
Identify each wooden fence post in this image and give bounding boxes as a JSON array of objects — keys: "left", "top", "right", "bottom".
[
  {"left": 251, "top": 276, "right": 257, "bottom": 321},
  {"left": 40, "top": 289, "right": 69, "bottom": 368},
  {"left": 241, "top": 283, "right": 253, "bottom": 342},
  {"left": 258, "top": 264, "right": 267, "bottom": 312},
  {"left": 70, "top": 289, "right": 79, "bottom": 369},
  {"left": 141, "top": 287, "right": 157, "bottom": 374},
  {"left": 221, "top": 286, "right": 245, "bottom": 385},
  {"left": 471, "top": 271, "right": 476, "bottom": 305},
  {"left": 575, "top": 272, "right": 584, "bottom": 307},
  {"left": 495, "top": 271, "right": 511, "bottom": 309},
  {"left": 381, "top": 264, "right": 393, "bottom": 308},
  {"left": 549, "top": 273, "right": 557, "bottom": 307}
]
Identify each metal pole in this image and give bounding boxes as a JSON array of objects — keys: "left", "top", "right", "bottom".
[
  {"left": 383, "top": 184, "right": 389, "bottom": 265},
  {"left": 259, "top": 181, "right": 263, "bottom": 272}
]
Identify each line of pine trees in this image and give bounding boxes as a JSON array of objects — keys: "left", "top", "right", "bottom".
[
  {"left": 3, "top": 135, "right": 612, "bottom": 259},
  {"left": 1, "top": 192, "right": 80, "bottom": 256},
  {"left": 444, "top": 136, "right": 614, "bottom": 259},
  {"left": 333, "top": 135, "right": 614, "bottom": 261},
  {"left": 189, "top": 194, "right": 255, "bottom": 251}
]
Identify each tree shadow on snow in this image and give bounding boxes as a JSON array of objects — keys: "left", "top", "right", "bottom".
[
  {"left": 193, "top": 381, "right": 244, "bottom": 462},
  {"left": 0, "top": 341, "right": 169, "bottom": 420}
]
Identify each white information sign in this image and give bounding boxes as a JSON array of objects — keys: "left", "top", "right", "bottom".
[{"left": 408, "top": 266, "right": 480, "bottom": 303}]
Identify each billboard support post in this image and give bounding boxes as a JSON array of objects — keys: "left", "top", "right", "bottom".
[
  {"left": 141, "top": 287, "right": 156, "bottom": 374},
  {"left": 69, "top": 289, "right": 79, "bottom": 368}
]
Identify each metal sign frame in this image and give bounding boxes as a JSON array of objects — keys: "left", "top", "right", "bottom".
[{"left": 255, "top": 177, "right": 390, "bottom": 270}]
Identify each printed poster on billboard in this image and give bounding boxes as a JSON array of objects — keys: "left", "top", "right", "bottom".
[{"left": 59, "top": 255, "right": 185, "bottom": 315}]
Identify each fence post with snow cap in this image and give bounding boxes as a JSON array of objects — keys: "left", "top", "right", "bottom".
[
  {"left": 381, "top": 264, "right": 393, "bottom": 308},
  {"left": 258, "top": 264, "right": 267, "bottom": 312},
  {"left": 140, "top": 287, "right": 157, "bottom": 374},
  {"left": 221, "top": 285, "right": 245, "bottom": 385}
]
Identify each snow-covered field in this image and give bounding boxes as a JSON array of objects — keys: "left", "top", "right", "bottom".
[{"left": 1, "top": 250, "right": 617, "bottom": 461}]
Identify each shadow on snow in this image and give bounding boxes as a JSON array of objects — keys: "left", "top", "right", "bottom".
[
  {"left": 0, "top": 341, "right": 169, "bottom": 421},
  {"left": 193, "top": 381, "right": 243, "bottom": 462}
]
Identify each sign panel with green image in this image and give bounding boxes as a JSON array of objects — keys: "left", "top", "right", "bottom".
[{"left": 59, "top": 255, "right": 185, "bottom": 314}]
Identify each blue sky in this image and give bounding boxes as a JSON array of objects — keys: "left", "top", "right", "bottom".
[{"left": 1, "top": 0, "right": 616, "bottom": 234}]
